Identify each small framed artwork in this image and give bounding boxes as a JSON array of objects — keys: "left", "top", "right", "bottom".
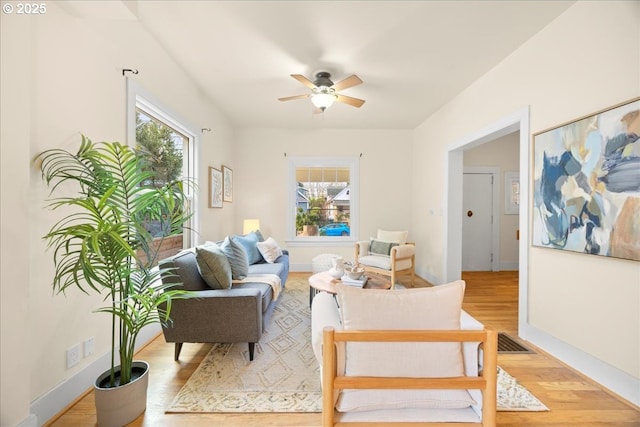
[
  {"left": 504, "top": 172, "right": 520, "bottom": 215},
  {"left": 222, "top": 165, "right": 233, "bottom": 202},
  {"left": 209, "top": 167, "right": 223, "bottom": 208}
]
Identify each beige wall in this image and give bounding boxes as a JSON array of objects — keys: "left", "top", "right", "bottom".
[
  {"left": 1, "top": 11, "right": 34, "bottom": 427},
  {"left": 464, "top": 133, "right": 520, "bottom": 269},
  {"left": 2, "top": 2, "right": 639, "bottom": 426},
  {"left": 233, "top": 128, "right": 413, "bottom": 268},
  {"left": 1, "top": 2, "right": 235, "bottom": 425},
  {"left": 412, "top": 0, "right": 639, "bottom": 394}
]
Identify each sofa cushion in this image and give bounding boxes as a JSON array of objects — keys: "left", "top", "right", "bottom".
[
  {"left": 257, "top": 237, "right": 283, "bottom": 263},
  {"left": 232, "top": 282, "right": 273, "bottom": 313},
  {"left": 233, "top": 231, "right": 263, "bottom": 264},
  {"left": 194, "top": 243, "right": 232, "bottom": 290},
  {"left": 335, "top": 281, "right": 472, "bottom": 412},
  {"left": 248, "top": 259, "right": 284, "bottom": 278},
  {"left": 220, "top": 236, "right": 249, "bottom": 279}
]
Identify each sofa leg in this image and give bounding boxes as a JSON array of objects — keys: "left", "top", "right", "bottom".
[
  {"left": 248, "top": 342, "right": 255, "bottom": 361},
  {"left": 174, "top": 343, "right": 183, "bottom": 361}
]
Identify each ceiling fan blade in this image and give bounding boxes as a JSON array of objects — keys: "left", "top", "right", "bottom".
[
  {"left": 290, "top": 74, "right": 317, "bottom": 89},
  {"left": 336, "top": 94, "right": 365, "bottom": 108},
  {"left": 278, "top": 94, "right": 309, "bottom": 102},
  {"left": 331, "top": 74, "right": 363, "bottom": 91}
]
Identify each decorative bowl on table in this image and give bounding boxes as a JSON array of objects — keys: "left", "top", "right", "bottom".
[{"left": 344, "top": 267, "right": 365, "bottom": 281}]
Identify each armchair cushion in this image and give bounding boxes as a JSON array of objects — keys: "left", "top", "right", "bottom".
[
  {"left": 377, "top": 229, "right": 408, "bottom": 243},
  {"left": 334, "top": 281, "right": 473, "bottom": 412},
  {"left": 357, "top": 255, "right": 412, "bottom": 271},
  {"left": 195, "top": 243, "right": 232, "bottom": 289}
]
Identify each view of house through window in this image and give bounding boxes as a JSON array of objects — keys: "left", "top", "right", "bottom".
[
  {"left": 135, "top": 108, "right": 193, "bottom": 265},
  {"left": 295, "top": 165, "right": 352, "bottom": 237}
]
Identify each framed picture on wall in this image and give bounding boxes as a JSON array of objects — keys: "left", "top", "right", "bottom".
[
  {"left": 532, "top": 97, "right": 640, "bottom": 261},
  {"left": 222, "top": 165, "right": 233, "bottom": 202},
  {"left": 209, "top": 167, "right": 223, "bottom": 208},
  {"left": 504, "top": 172, "right": 520, "bottom": 215}
]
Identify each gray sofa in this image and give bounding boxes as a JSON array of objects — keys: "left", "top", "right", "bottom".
[{"left": 158, "top": 246, "right": 289, "bottom": 361}]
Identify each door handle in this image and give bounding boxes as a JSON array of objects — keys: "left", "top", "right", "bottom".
[{"left": 467, "top": 210, "right": 473, "bottom": 217}]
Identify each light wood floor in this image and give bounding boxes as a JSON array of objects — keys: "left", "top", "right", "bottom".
[{"left": 47, "top": 271, "right": 640, "bottom": 427}]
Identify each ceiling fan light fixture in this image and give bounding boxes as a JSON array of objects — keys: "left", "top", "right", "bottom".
[{"left": 311, "top": 87, "right": 337, "bottom": 110}]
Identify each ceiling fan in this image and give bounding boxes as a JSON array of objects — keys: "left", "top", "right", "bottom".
[{"left": 278, "top": 72, "right": 365, "bottom": 111}]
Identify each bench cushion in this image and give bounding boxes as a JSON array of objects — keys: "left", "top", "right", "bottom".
[{"left": 335, "top": 281, "right": 473, "bottom": 411}]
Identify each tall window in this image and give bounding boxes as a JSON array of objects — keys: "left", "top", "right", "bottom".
[
  {"left": 127, "top": 82, "right": 197, "bottom": 264},
  {"left": 288, "top": 157, "right": 359, "bottom": 243}
]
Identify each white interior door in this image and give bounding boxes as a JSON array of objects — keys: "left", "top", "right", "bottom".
[{"left": 462, "top": 173, "right": 493, "bottom": 271}]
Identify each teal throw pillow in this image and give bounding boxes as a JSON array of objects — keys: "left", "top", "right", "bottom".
[
  {"left": 195, "top": 243, "right": 232, "bottom": 289},
  {"left": 369, "top": 239, "right": 399, "bottom": 257},
  {"left": 232, "top": 231, "right": 262, "bottom": 264},
  {"left": 221, "top": 236, "right": 249, "bottom": 279}
]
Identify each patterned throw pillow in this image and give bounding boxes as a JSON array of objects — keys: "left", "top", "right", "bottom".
[
  {"left": 368, "top": 239, "right": 399, "bottom": 257},
  {"left": 256, "top": 237, "right": 283, "bottom": 263},
  {"left": 195, "top": 243, "right": 232, "bottom": 289}
]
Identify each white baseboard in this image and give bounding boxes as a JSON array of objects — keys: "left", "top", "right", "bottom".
[
  {"left": 16, "top": 414, "right": 37, "bottom": 427},
  {"left": 290, "top": 263, "right": 312, "bottom": 272},
  {"left": 521, "top": 323, "right": 640, "bottom": 407},
  {"left": 30, "top": 324, "right": 161, "bottom": 426},
  {"left": 499, "top": 261, "right": 519, "bottom": 271}
]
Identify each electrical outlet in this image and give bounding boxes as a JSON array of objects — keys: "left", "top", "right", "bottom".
[
  {"left": 66, "top": 344, "right": 81, "bottom": 369},
  {"left": 83, "top": 337, "right": 95, "bottom": 358}
]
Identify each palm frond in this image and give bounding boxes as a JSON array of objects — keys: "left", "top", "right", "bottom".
[{"left": 38, "top": 135, "right": 194, "bottom": 387}]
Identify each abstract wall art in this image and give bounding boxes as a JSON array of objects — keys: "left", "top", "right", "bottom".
[{"left": 532, "top": 97, "right": 640, "bottom": 261}]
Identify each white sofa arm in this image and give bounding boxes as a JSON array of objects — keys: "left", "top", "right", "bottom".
[{"left": 311, "top": 292, "right": 342, "bottom": 365}]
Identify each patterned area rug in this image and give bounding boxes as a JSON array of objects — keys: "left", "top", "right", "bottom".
[
  {"left": 166, "top": 278, "right": 548, "bottom": 414},
  {"left": 166, "top": 278, "right": 322, "bottom": 413},
  {"left": 497, "top": 366, "right": 549, "bottom": 411}
]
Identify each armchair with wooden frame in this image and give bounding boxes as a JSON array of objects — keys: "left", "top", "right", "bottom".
[{"left": 355, "top": 229, "right": 415, "bottom": 289}]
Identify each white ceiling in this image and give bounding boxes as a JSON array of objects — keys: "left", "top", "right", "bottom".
[{"left": 85, "top": 1, "right": 575, "bottom": 129}]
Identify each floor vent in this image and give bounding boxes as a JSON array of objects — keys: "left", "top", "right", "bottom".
[{"left": 498, "top": 332, "right": 534, "bottom": 353}]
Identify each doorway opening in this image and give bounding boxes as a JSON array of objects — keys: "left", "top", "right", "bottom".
[{"left": 445, "top": 107, "right": 530, "bottom": 335}]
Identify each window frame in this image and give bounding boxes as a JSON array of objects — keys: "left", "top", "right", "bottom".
[
  {"left": 286, "top": 156, "right": 359, "bottom": 246},
  {"left": 126, "top": 80, "right": 199, "bottom": 249}
]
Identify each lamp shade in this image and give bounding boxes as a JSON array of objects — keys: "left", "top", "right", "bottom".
[
  {"left": 311, "top": 92, "right": 336, "bottom": 110},
  {"left": 243, "top": 219, "right": 261, "bottom": 235}
]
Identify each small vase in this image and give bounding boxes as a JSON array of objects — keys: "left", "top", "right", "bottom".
[{"left": 328, "top": 256, "right": 345, "bottom": 279}]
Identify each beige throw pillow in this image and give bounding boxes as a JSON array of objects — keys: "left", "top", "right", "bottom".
[{"left": 256, "top": 237, "right": 283, "bottom": 263}]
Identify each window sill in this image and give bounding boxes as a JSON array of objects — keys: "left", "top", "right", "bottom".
[{"left": 285, "top": 238, "right": 357, "bottom": 248}]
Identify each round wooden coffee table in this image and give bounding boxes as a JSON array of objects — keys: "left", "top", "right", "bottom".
[{"left": 308, "top": 271, "right": 391, "bottom": 306}]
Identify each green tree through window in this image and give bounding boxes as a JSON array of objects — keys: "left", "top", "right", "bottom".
[
  {"left": 135, "top": 111, "right": 183, "bottom": 188},
  {"left": 135, "top": 110, "right": 186, "bottom": 241}
]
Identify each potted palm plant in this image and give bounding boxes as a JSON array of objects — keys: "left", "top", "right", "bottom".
[{"left": 37, "top": 136, "right": 193, "bottom": 426}]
